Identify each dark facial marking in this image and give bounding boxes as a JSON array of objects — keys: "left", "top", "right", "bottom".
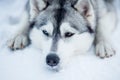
[
  {"left": 42, "top": 1, "right": 50, "bottom": 11},
  {"left": 87, "top": 26, "right": 94, "bottom": 33},
  {"left": 54, "top": 8, "right": 66, "bottom": 28},
  {"left": 58, "top": 0, "right": 66, "bottom": 7},
  {"left": 29, "top": 21, "right": 35, "bottom": 29},
  {"left": 50, "top": 5, "right": 66, "bottom": 52}
]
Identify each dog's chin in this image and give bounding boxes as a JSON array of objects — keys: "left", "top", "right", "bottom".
[{"left": 46, "top": 65, "right": 61, "bottom": 72}]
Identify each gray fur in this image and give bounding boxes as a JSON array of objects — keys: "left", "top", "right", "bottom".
[
  {"left": 8, "top": 0, "right": 117, "bottom": 60},
  {"left": 104, "top": 0, "right": 113, "bottom": 3}
]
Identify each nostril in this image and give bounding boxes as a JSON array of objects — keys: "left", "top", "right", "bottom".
[{"left": 46, "top": 54, "right": 60, "bottom": 67}]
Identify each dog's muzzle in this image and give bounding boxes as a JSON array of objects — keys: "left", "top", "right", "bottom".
[{"left": 46, "top": 54, "right": 60, "bottom": 67}]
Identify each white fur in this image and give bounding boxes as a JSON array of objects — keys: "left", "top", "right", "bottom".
[
  {"left": 7, "top": 10, "right": 30, "bottom": 49},
  {"left": 30, "top": 22, "right": 94, "bottom": 68},
  {"left": 96, "top": 10, "right": 116, "bottom": 58},
  {"left": 30, "top": 22, "right": 53, "bottom": 55},
  {"left": 57, "top": 23, "right": 94, "bottom": 68},
  {"left": 7, "top": 0, "right": 117, "bottom": 70}
]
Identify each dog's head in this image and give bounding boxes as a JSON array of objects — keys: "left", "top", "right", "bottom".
[{"left": 30, "top": 0, "right": 96, "bottom": 71}]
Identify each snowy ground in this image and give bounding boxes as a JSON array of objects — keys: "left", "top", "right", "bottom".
[{"left": 0, "top": 0, "right": 120, "bottom": 80}]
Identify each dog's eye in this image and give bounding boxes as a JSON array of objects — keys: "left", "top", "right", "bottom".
[
  {"left": 64, "top": 32, "right": 75, "bottom": 38},
  {"left": 42, "top": 30, "right": 49, "bottom": 36}
]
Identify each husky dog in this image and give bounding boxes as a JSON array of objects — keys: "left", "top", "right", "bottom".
[{"left": 8, "top": 0, "right": 117, "bottom": 70}]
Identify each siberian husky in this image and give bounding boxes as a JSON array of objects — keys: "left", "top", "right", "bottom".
[{"left": 8, "top": 0, "right": 117, "bottom": 70}]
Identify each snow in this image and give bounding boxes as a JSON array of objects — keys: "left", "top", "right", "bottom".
[{"left": 0, "top": 0, "right": 120, "bottom": 80}]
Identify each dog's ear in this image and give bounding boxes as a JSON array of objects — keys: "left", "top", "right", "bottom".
[
  {"left": 29, "top": 0, "right": 47, "bottom": 21},
  {"left": 30, "top": 0, "right": 47, "bottom": 11},
  {"left": 74, "top": 0, "right": 96, "bottom": 28},
  {"left": 74, "top": 0, "right": 94, "bottom": 17}
]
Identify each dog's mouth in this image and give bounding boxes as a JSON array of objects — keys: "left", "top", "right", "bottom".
[{"left": 46, "top": 65, "right": 61, "bottom": 72}]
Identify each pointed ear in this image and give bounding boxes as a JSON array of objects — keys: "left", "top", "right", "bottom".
[
  {"left": 29, "top": 0, "right": 47, "bottom": 21},
  {"left": 74, "top": 0, "right": 96, "bottom": 29}
]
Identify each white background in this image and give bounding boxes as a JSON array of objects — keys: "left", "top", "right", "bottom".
[{"left": 0, "top": 0, "right": 120, "bottom": 80}]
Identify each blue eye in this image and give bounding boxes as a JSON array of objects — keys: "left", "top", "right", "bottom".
[{"left": 42, "top": 30, "right": 49, "bottom": 36}]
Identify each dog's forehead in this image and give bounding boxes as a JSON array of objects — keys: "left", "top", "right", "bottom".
[
  {"left": 60, "top": 22, "right": 79, "bottom": 33},
  {"left": 64, "top": 8, "right": 88, "bottom": 32},
  {"left": 34, "top": 5, "right": 89, "bottom": 34}
]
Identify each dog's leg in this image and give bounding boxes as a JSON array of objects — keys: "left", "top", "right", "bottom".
[
  {"left": 8, "top": 0, "right": 46, "bottom": 50},
  {"left": 7, "top": 10, "right": 31, "bottom": 50},
  {"left": 95, "top": 3, "right": 117, "bottom": 58}
]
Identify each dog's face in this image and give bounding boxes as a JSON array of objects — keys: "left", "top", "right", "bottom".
[{"left": 30, "top": 0, "right": 96, "bottom": 71}]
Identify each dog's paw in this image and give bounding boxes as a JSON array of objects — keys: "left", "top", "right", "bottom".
[
  {"left": 95, "top": 41, "right": 116, "bottom": 59},
  {"left": 7, "top": 35, "right": 30, "bottom": 50}
]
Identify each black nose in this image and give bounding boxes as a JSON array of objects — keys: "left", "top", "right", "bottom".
[{"left": 46, "top": 54, "right": 60, "bottom": 67}]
